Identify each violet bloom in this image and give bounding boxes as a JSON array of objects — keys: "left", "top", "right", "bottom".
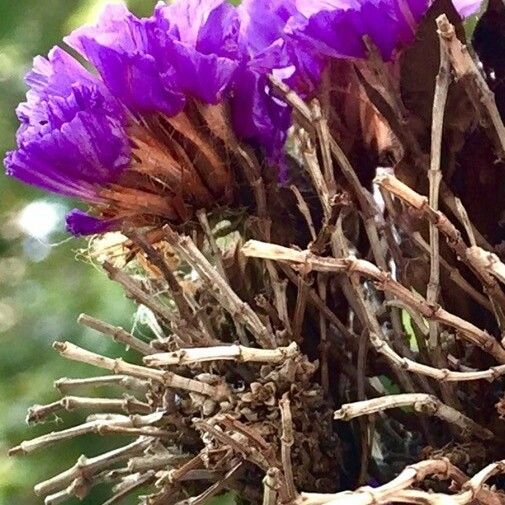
[
  {"left": 5, "top": 0, "right": 240, "bottom": 235},
  {"left": 289, "top": 0, "right": 484, "bottom": 61}
]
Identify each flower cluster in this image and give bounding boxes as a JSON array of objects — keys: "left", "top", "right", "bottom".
[{"left": 4, "top": 0, "right": 482, "bottom": 235}]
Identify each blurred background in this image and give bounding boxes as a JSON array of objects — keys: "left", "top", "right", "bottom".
[{"left": 0, "top": 1, "right": 199, "bottom": 504}]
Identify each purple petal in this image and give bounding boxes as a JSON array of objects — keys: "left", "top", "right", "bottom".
[
  {"left": 65, "top": 3, "right": 185, "bottom": 115},
  {"left": 65, "top": 209, "right": 122, "bottom": 236},
  {"left": 238, "top": 0, "right": 297, "bottom": 56},
  {"left": 163, "top": 39, "right": 238, "bottom": 103},
  {"left": 5, "top": 111, "right": 130, "bottom": 199},
  {"left": 231, "top": 65, "right": 291, "bottom": 156}
]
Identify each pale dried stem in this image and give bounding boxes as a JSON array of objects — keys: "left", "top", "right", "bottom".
[
  {"left": 52, "top": 341, "right": 220, "bottom": 397},
  {"left": 334, "top": 393, "right": 492, "bottom": 440},
  {"left": 292, "top": 273, "right": 311, "bottom": 343},
  {"left": 34, "top": 438, "right": 150, "bottom": 497},
  {"left": 371, "top": 332, "right": 505, "bottom": 382},
  {"left": 27, "top": 396, "right": 151, "bottom": 423},
  {"left": 427, "top": 23, "right": 450, "bottom": 350},
  {"left": 197, "top": 209, "right": 228, "bottom": 281},
  {"left": 279, "top": 264, "right": 357, "bottom": 342},
  {"left": 263, "top": 468, "right": 282, "bottom": 505},
  {"left": 163, "top": 225, "right": 275, "bottom": 348},
  {"left": 376, "top": 174, "right": 505, "bottom": 314},
  {"left": 144, "top": 342, "right": 298, "bottom": 367},
  {"left": 437, "top": 15, "right": 505, "bottom": 156},
  {"left": 103, "top": 261, "right": 202, "bottom": 344},
  {"left": 178, "top": 462, "right": 243, "bottom": 505},
  {"left": 124, "top": 230, "right": 195, "bottom": 323},
  {"left": 279, "top": 395, "right": 296, "bottom": 502},
  {"left": 102, "top": 471, "right": 156, "bottom": 505},
  {"left": 78, "top": 314, "right": 152, "bottom": 355},
  {"left": 11, "top": 415, "right": 163, "bottom": 456},
  {"left": 298, "top": 458, "right": 505, "bottom": 505},
  {"left": 311, "top": 99, "right": 335, "bottom": 189},
  {"left": 290, "top": 185, "right": 317, "bottom": 242},
  {"left": 241, "top": 240, "right": 505, "bottom": 363},
  {"left": 127, "top": 453, "right": 190, "bottom": 473},
  {"left": 410, "top": 232, "right": 492, "bottom": 311},
  {"left": 426, "top": 28, "right": 460, "bottom": 409},
  {"left": 54, "top": 375, "right": 149, "bottom": 396}
]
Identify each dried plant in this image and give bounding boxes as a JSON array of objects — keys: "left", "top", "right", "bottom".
[{"left": 5, "top": 0, "right": 505, "bottom": 504}]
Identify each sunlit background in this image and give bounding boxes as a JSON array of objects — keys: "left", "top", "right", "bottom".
[{"left": 0, "top": 2, "right": 173, "bottom": 504}]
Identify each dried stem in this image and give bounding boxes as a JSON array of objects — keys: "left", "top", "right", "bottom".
[
  {"left": 262, "top": 468, "right": 282, "bottom": 505},
  {"left": 10, "top": 415, "right": 164, "bottom": 455},
  {"left": 27, "top": 396, "right": 151, "bottom": 423},
  {"left": 297, "top": 458, "right": 505, "bottom": 505},
  {"left": 427, "top": 22, "right": 450, "bottom": 351},
  {"left": 54, "top": 375, "right": 149, "bottom": 396},
  {"left": 163, "top": 225, "right": 275, "bottom": 348},
  {"left": 52, "top": 341, "right": 222, "bottom": 397},
  {"left": 376, "top": 174, "right": 505, "bottom": 315},
  {"left": 78, "top": 314, "right": 152, "bottom": 355},
  {"left": 241, "top": 240, "right": 505, "bottom": 363},
  {"left": 334, "top": 394, "right": 492, "bottom": 440},
  {"left": 34, "top": 438, "right": 150, "bottom": 497},
  {"left": 144, "top": 342, "right": 298, "bottom": 367},
  {"left": 437, "top": 14, "right": 505, "bottom": 156},
  {"left": 279, "top": 395, "right": 296, "bottom": 502},
  {"left": 371, "top": 332, "right": 505, "bottom": 382}
]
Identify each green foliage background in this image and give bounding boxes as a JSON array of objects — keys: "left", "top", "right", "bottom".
[{"left": 0, "top": 1, "right": 237, "bottom": 504}]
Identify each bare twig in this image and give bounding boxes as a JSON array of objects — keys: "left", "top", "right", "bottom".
[
  {"left": 27, "top": 396, "right": 151, "bottom": 423},
  {"left": 54, "top": 376, "right": 149, "bottom": 396},
  {"left": 10, "top": 415, "right": 163, "bottom": 456},
  {"left": 52, "top": 341, "right": 223, "bottom": 398},
  {"left": 334, "top": 394, "right": 492, "bottom": 440},
  {"left": 163, "top": 226, "right": 275, "bottom": 348},
  {"left": 437, "top": 14, "right": 505, "bottom": 156},
  {"left": 242, "top": 240, "right": 505, "bottom": 363},
  {"left": 279, "top": 395, "right": 296, "bottom": 502},
  {"left": 297, "top": 458, "right": 505, "bottom": 505},
  {"left": 144, "top": 342, "right": 298, "bottom": 367},
  {"left": 262, "top": 468, "right": 282, "bottom": 505},
  {"left": 427, "top": 22, "right": 451, "bottom": 351},
  {"left": 34, "top": 438, "right": 150, "bottom": 498},
  {"left": 376, "top": 174, "right": 505, "bottom": 314},
  {"left": 78, "top": 314, "right": 152, "bottom": 355},
  {"left": 371, "top": 332, "right": 505, "bottom": 382}
]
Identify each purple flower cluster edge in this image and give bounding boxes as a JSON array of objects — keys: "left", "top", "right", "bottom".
[{"left": 4, "top": 0, "right": 483, "bottom": 235}]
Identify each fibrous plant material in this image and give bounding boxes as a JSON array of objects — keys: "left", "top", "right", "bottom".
[{"left": 6, "top": 0, "right": 505, "bottom": 505}]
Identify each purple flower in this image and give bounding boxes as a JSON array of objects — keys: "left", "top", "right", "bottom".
[
  {"left": 5, "top": 0, "right": 485, "bottom": 236},
  {"left": 5, "top": 0, "right": 240, "bottom": 236},
  {"left": 288, "top": 0, "right": 483, "bottom": 61},
  {"left": 6, "top": 47, "right": 130, "bottom": 204}
]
